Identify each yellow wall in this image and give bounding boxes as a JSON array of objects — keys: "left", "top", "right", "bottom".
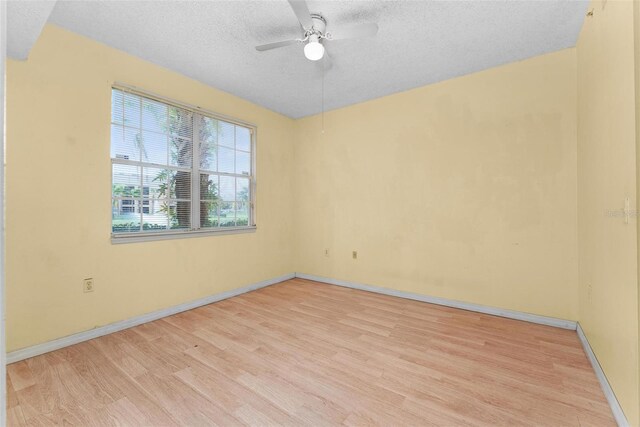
[
  {"left": 637, "top": 0, "right": 640, "bottom": 419},
  {"left": 293, "top": 49, "right": 579, "bottom": 321},
  {"left": 7, "top": 13, "right": 640, "bottom": 424},
  {"left": 577, "top": 1, "right": 639, "bottom": 424},
  {"left": 5, "top": 25, "right": 296, "bottom": 351}
]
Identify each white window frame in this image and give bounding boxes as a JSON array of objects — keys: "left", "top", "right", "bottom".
[{"left": 110, "top": 83, "right": 257, "bottom": 244}]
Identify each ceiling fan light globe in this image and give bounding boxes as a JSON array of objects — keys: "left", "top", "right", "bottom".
[{"left": 304, "top": 41, "right": 325, "bottom": 61}]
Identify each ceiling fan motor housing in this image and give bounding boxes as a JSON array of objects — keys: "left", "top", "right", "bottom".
[
  {"left": 254, "top": 1, "right": 378, "bottom": 55},
  {"left": 309, "top": 14, "right": 327, "bottom": 36}
]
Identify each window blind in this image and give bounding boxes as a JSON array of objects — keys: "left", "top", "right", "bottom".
[{"left": 111, "top": 87, "right": 255, "bottom": 239}]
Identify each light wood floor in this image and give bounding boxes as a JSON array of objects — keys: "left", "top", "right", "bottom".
[{"left": 7, "top": 279, "right": 614, "bottom": 426}]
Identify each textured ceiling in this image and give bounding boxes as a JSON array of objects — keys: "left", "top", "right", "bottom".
[
  {"left": 15, "top": 1, "right": 588, "bottom": 118},
  {"left": 7, "top": 0, "right": 57, "bottom": 60}
]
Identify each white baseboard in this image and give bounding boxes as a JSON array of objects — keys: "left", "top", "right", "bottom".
[
  {"left": 7, "top": 271, "right": 626, "bottom": 426},
  {"left": 576, "top": 323, "right": 628, "bottom": 427},
  {"left": 295, "top": 273, "right": 577, "bottom": 330},
  {"left": 7, "top": 273, "right": 295, "bottom": 364},
  {"left": 297, "top": 273, "right": 631, "bottom": 424}
]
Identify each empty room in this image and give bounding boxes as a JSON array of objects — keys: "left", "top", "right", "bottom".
[{"left": 1, "top": 0, "right": 639, "bottom": 425}]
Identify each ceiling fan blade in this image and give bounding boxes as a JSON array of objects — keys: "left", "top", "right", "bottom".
[
  {"left": 255, "top": 39, "right": 299, "bottom": 52},
  {"left": 328, "top": 23, "right": 378, "bottom": 41},
  {"left": 287, "top": 0, "right": 313, "bottom": 30}
]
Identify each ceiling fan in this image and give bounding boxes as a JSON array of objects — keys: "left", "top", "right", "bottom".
[{"left": 255, "top": 0, "right": 379, "bottom": 61}]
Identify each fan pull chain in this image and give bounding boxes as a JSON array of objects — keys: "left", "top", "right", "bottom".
[{"left": 321, "top": 55, "right": 325, "bottom": 134}]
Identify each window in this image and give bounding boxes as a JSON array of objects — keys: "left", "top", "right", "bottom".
[{"left": 111, "top": 87, "right": 255, "bottom": 242}]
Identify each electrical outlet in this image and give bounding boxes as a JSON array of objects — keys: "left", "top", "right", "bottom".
[
  {"left": 587, "top": 283, "right": 592, "bottom": 302},
  {"left": 352, "top": 251, "right": 358, "bottom": 260},
  {"left": 83, "top": 278, "right": 94, "bottom": 293},
  {"left": 324, "top": 248, "right": 330, "bottom": 257}
]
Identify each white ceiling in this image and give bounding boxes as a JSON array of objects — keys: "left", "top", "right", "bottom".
[
  {"left": 7, "top": 0, "right": 56, "bottom": 60},
  {"left": 9, "top": 0, "right": 588, "bottom": 118}
]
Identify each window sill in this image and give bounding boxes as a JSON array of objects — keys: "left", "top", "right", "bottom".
[{"left": 111, "top": 226, "right": 257, "bottom": 244}]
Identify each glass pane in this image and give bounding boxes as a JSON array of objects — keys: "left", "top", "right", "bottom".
[
  {"left": 218, "top": 146, "right": 234, "bottom": 173},
  {"left": 168, "top": 170, "right": 191, "bottom": 200},
  {"left": 142, "top": 99, "right": 167, "bottom": 134},
  {"left": 168, "top": 107, "right": 193, "bottom": 139},
  {"left": 170, "top": 136, "right": 193, "bottom": 168},
  {"left": 142, "top": 200, "right": 169, "bottom": 232},
  {"left": 236, "top": 178, "right": 249, "bottom": 203},
  {"left": 142, "top": 167, "right": 168, "bottom": 199},
  {"left": 125, "top": 127, "right": 143, "bottom": 161},
  {"left": 142, "top": 131, "right": 168, "bottom": 165},
  {"left": 169, "top": 201, "right": 191, "bottom": 229},
  {"left": 236, "top": 151, "right": 251, "bottom": 175},
  {"left": 200, "top": 200, "right": 219, "bottom": 228},
  {"left": 111, "top": 89, "right": 124, "bottom": 125},
  {"left": 200, "top": 173, "right": 219, "bottom": 201},
  {"left": 200, "top": 141, "right": 217, "bottom": 171},
  {"left": 123, "top": 92, "right": 141, "bottom": 128},
  {"left": 200, "top": 116, "right": 218, "bottom": 144},
  {"left": 219, "top": 201, "right": 235, "bottom": 227},
  {"left": 219, "top": 175, "right": 235, "bottom": 202},
  {"left": 236, "top": 126, "right": 251, "bottom": 152},
  {"left": 112, "top": 164, "right": 141, "bottom": 195},
  {"left": 236, "top": 202, "right": 249, "bottom": 226},
  {"left": 218, "top": 121, "right": 235, "bottom": 148},
  {"left": 112, "top": 199, "right": 141, "bottom": 233},
  {"left": 111, "top": 125, "right": 140, "bottom": 161}
]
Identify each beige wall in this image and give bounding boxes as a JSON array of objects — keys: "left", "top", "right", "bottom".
[
  {"left": 637, "top": 0, "right": 640, "bottom": 422},
  {"left": 577, "top": 1, "right": 639, "bottom": 424},
  {"left": 5, "top": 25, "right": 296, "bottom": 351},
  {"left": 7, "top": 10, "right": 640, "bottom": 424},
  {"left": 294, "top": 49, "right": 579, "bottom": 321},
  {"left": 1, "top": 2, "right": 7, "bottom": 426},
  {"left": 636, "top": 0, "right": 640, "bottom": 423}
]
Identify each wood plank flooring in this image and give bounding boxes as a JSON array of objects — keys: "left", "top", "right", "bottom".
[{"left": 7, "top": 278, "right": 615, "bottom": 426}]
